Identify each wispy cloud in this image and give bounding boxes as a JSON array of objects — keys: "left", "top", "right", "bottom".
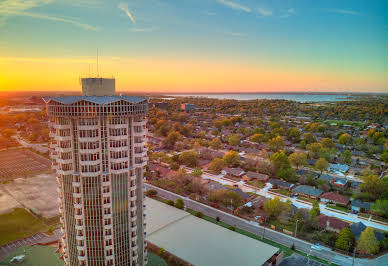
[
  {"left": 224, "top": 31, "right": 246, "bottom": 37},
  {"left": 332, "top": 9, "right": 358, "bottom": 15},
  {"left": 0, "top": 0, "right": 98, "bottom": 30},
  {"left": 203, "top": 11, "right": 216, "bottom": 16},
  {"left": 130, "top": 27, "right": 158, "bottom": 33},
  {"left": 216, "top": 0, "right": 251, "bottom": 13},
  {"left": 118, "top": 2, "right": 136, "bottom": 23},
  {"left": 257, "top": 7, "right": 272, "bottom": 16},
  {"left": 280, "top": 8, "right": 295, "bottom": 18}
]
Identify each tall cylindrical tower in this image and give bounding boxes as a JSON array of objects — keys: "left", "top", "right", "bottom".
[{"left": 44, "top": 78, "right": 148, "bottom": 266}]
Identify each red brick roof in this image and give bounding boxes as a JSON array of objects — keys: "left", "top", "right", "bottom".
[
  {"left": 318, "top": 215, "right": 350, "bottom": 230},
  {"left": 319, "top": 192, "right": 350, "bottom": 205}
]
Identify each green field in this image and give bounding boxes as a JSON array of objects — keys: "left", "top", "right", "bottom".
[
  {"left": 147, "top": 252, "right": 167, "bottom": 266},
  {"left": 0, "top": 208, "right": 54, "bottom": 245}
]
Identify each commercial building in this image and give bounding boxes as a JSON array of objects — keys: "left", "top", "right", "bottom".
[
  {"left": 44, "top": 77, "right": 149, "bottom": 266},
  {"left": 180, "top": 103, "right": 195, "bottom": 112}
]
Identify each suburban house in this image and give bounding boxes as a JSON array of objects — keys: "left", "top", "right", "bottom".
[
  {"left": 204, "top": 181, "right": 251, "bottom": 201},
  {"left": 148, "top": 163, "right": 172, "bottom": 178},
  {"left": 268, "top": 179, "right": 295, "bottom": 190},
  {"left": 222, "top": 167, "right": 245, "bottom": 178},
  {"left": 295, "top": 169, "right": 319, "bottom": 178},
  {"left": 318, "top": 214, "right": 350, "bottom": 233},
  {"left": 242, "top": 171, "right": 269, "bottom": 183},
  {"left": 319, "top": 192, "right": 350, "bottom": 205},
  {"left": 350, "top": 222, "right": 385, "bottom": 241},
  {"left": 350, "top": 200, "right": 372, "bottom": 214},
  {"left": 329, "top": 163, "right": 350, "bottom": 173},
  {"left": 319, "top": 174, "right": 348, "bottom": 188},
  {"left": 292, "top": 185, "right": 323, "bottom": 199}
]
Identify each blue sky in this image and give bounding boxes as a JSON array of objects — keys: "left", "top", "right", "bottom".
[{"left": 0, "top": 0, "right": 387, "bottom": 92}]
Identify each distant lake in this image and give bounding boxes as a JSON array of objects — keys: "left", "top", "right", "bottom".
[{"left": 166, "top": 93, "right": 351, "bottom": 103}]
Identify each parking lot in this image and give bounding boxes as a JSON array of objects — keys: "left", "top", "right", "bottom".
[{"left": 0, "top": 149, "right": 51, "bottom": 179}]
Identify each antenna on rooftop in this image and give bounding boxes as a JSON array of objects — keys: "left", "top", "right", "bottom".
[{"left": 96, "top": 48, "right": 99, "bottom": 78}]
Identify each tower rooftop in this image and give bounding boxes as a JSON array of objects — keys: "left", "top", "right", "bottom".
[{"left": 43, "top": 95, "right": 147, "bottom": 105}]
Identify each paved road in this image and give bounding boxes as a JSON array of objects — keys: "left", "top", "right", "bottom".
[
  {"left": 183, "top": 166, "right": 388, "bottom": 231},
  {"left": 145, "top": 183, "right": 388, "bottom": 266},
  {"left": 0, "top": 230, "right": 62, "bottom": 261}
]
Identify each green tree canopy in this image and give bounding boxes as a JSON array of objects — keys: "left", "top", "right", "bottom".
[
  {"left": 178, "top": 150, "right": 198, "bottom": 167},
  {"left": 335, "top": 228, "right": 355, "bottom": 252},
  {"left": 250, "top": 133, "right": 265, "bottom": 143},
  {"left": 338, "top": 133, "right": 351, "bottom": 145},
  {"left": 210, "top": 138, "right": 222, "bottom": 150},
  {"left": 208, "top": 158, "right": 225, "bottom": 173},
  {"left": 289, "top": 152, "right": 307, "bottom": 169},
  {"left": 270, "top": 151, "right": 291, "bottom": 170},
  {"left": 223, "top": 150, "right": 240, "bottom": 167},
  {"left": 228, "top": 134, "right": 241, "bottom": 146},
  {"left": 269, "top": 136, "right": 285, "bottom": 152},
  {"left": 314, "top": 158, "right": 329, "bottom": 174},
  {"left": 356, "top": 227, "right": 380, "bottom": 255},
  {"left": 321, "top": 138, "right": 335, "bottom": 149}
]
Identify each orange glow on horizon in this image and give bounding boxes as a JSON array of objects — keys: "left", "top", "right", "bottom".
[{"left": 0, "top": 56, "right": 386, "bottom": 93}]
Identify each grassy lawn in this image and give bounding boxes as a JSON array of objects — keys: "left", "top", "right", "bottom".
[
  {"left": 247, "top": 180, "right": 265, "bottom": 189},
  {"left": 0, "top": 208, "right": 53, "bottom": 246},
  {"left": 147, "top": 252, "right": 167, "bottom": 266},
  {"left": 270, "top": 189, "right": 291, "bottom": 196},
  {"left": 297, "top": 196, "right": 315, "bottom": 204},
  {"left": 327, "top": 205, "right": 349, "bottom": 213},
  {"left": 323, "top": 120, "right": 365, "bottom": 127},
  {"left": 269, "top": 219, "right": 295, "bottom": 232}
]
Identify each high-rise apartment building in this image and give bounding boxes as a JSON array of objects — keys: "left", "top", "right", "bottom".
[{"left": 44, "top": 78, "right": 148, "bottom": 266}]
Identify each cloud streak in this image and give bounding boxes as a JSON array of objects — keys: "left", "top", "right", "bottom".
[
  {"left": 257, "top": 7, "right": 272, "bottom": 16},
  {"left": 0, "top": 0, "right": 98, "bottom": 30},
  {"left": 118, "top": 2, "right": 136, "bottom": 23},
  {"left": 332, "top": 9, "right": 358, "bottom": 15},
  {"left": 216, "top": 0, "right": 251, "bottom": 13}
]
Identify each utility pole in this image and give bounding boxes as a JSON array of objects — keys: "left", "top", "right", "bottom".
[
  {"left": 352, "top": 247, "right": 356, "bottom": 266},
  {"left": 262, "top": 216, "right": 267, "bottom": 240},
  {"left": 294, "top": 219, "right": 299, "bottom": 237}
]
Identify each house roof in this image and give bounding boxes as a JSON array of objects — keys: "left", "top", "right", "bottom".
[
  {"left": 268, "top": 179, "right": 294, "bottom": 189},
  {"left": 245, "top": 171, "right": 269, "bottom": 180},
  {"left": 43, "top": 95, "right": 147, "bottom": 105},
  {"left": 319, "top": 174, "right": 348, "bottom": 185},
  {"left": 318, "top": 214, "right": 350, "bottom": 230},
  {"left": 292, "top": 185, "right": 323, "bottom": 197},
  {"left": 296, "top": 169, "right": 319, "bottom": 177},
  {"left": 329, "top": 163, "right": 349, "bottom": 173},
  {"left": 349, "top": 222, "right": 385, "bottom": 241},
  {"left": 223, "top": 167, "right": 245, "bottom": 176},
  {"left": 205, "top": 181, "right": 228, "bottom": 191},
  {"left": 350, "top": 200, "right": 371, "bottom": 210},
  {"left": 319, "top": 192, "right": 350, "bottom": 205}
]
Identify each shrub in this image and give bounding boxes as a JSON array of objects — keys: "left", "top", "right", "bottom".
[
  {"left": 157, "top": 248, "right": 165, "bottom": 256},
  {"left": 216, "top": 216, "right": 220, "bottom": 222},
  {"left": 291, "top": 243, "right": 295, "bottom": 250},
  {"left": 195, "top": 211, "right": 203, "bottom": 218},
  {"left": 146, "top": 189, "right": 157, "bottom": 197},
  {"left": 167, "top": 200, "right": 174, "bottom": 206},
  {"left": 174, "top": 198, "right": 184, "bottom": 209},
  {"left": 228, "top": 225, "right": 236, "bottom": 231}
]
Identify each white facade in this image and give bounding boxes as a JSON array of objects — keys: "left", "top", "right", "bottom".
[{"left": 44, "top": 80, "right": 148, "bottom": 266}]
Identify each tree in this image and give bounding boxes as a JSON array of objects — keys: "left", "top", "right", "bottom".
[
  {"left": 359, "top": 174, "right": 388, "bottom": 200},
  {"left": 225, "top": 190, "right": 243, "bottom": 209},
  {"left": 321, "top": 138, "right": 335, "bottom": 149},
  {"left": 228, "top": 134, "right": 241, "bottom": 146},
  {"left": 210, "top": 138, "right": 222, "bottom": 150},
  {"left": 335, "top": 228, "right": 355, "bottom": 252},
  {"left": 303, "top": 133, "right": 317, "bottom": 144},
  {"left": 179, "top": 150, "right": 198, "bottom": 167},
  {"left": 269, "top": 136, "right": 285, "bottom": 152},
  {"left": 315, "top": 158, "right": 329, "bottom": 175},
  {"left": 208, "top": 158, "right": 225, "bottom": 173},
  {"left": 165, "top": 131, "right": 180, "bottom": 146},
  {"left": 371, "top": 200, "right": 388, "bottom": 218},
  {"left": 381, "top": 150, "right": 388, "bottom": 164},
  {"left": 250, "top": 133, "right": 265, "bottom": 143},
  {"left": 309, "top": 201, "right": 320, "bottom": 219},
  {"left": 263, "top": 197, "right": 283, "bottom": 218},
  {"left": 289, "top": 152, "right": 307, "bottom": 169},
  {"left": 287, "top": 127, "right": 301, "bottom": 142},
  {"left": 192, "top": 167, "right": 203, "bottom": 177},
  {"left": 174, "top": 198, "right": 185, "bottom": 209},
  {"left": 223, "top": 150, "right": 240, "bottom": 167},
  {"left": 341, "top": 150, "right": 352, "bottom": 165},
  {"left": 270, "top": 151, "right": 290, "bottom": 170},
  {"left": 356, "top": 227, "right": 380, "bottom": 255},
  {"left": 338, "top": 133, "right": 351, "bottom": 145},
  {"left": 307, "top": 143, "right": 322, "bottom": 159},
  {"left": 277, "top": 167, "right": 297, "bottom": 182}
]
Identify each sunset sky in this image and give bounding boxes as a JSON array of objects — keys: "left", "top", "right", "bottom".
[{"left": 0, "top": 0, "right": 387, "bottom": 93}]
